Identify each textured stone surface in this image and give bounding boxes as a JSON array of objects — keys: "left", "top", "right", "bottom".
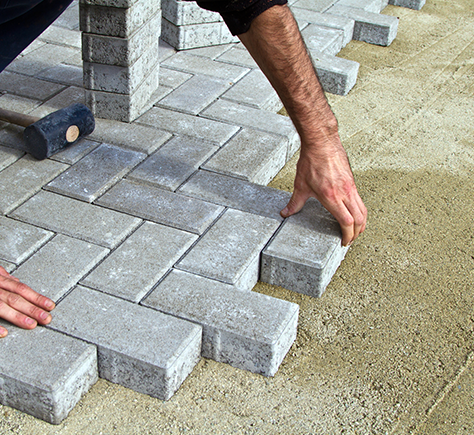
[
  {"left": 0, "top": 156, "right": 67, "bottom": 215},
  {"left": 45, "top": 143, "right": 146, "bottom": 202},
  {"left": 0, "top": 323, "right": 98, "bottom": 424},
  {"left": 162, "top": 0, "right": 221, "bottom": 26},
  {"left": 11, "top": 190, "right": 142, "bottom": 249},
  {"left": 179, "top": 170, "right": 290, "bottom": 222},
  {"left": 261, "top": 200, "right": 348, "bottom": 298},
  {"left": 14, "top": 234, "right": 109, "bottom": 302},
  {"left": 291, "top": 0, "right": 336, "bottom": 12},
  {"left": 301, "top": 24, "right": 344, "bottom": 56},
  {"left": 81, "top": 221, "right": 197, "bottom": 302},
  {"left": 50, "top": 139, "right": 100, "bottom": 165},
  {"left": 0, "top": 216, "right": 53, "bottom": 264},
  {"left": 143, "top": 269, "right": 299, "bottom": 376},
  {"left": 157, "top": 74, "right": 231, "bottom": 115},
  {"left": 337, "top": 0, "right": 383, "bottom": 13},
  {"left": 202, "top": 128, "right": 288, "bottom": 186},
  {"left": 49, "top": 286, "right": 202, "bottom": 401},
  {"left": 128, "top": 135, "right": 218, "bottom": 191},
  {"left": 176, "top": 209, "right": 279, "bottom": 290},
  {"left": 96, "top": 179, "right": 223, "bottom": 234},
  {"left": 0, "top": 145, "right": 24, "bottom": 171},
  {"left": 136, "top": 107, "right": 239, "bottom": 145},
  {"left": 389, "top": 0, "right": 426, "bottom": 10}
]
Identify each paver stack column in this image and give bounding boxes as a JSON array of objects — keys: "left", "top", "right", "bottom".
[{"left": 79, "top": 0, "right": 162, "bottom": 122}]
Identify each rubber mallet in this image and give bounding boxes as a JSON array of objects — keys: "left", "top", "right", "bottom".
[{"left": 0, "top": 103, "right": 95, "bottom": 160}]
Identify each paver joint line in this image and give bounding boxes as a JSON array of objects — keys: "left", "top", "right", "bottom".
[{"left": 0, "top": 0, "right": 424, "bottom": 424}]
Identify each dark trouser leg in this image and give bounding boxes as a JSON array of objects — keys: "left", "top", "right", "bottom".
[{"left": 0, "top": 0, "right": 74, "bottom": 73}]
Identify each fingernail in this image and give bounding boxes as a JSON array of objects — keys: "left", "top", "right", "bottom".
[
  {"left": 40, "top": 311, "right": 50, "bottom": 321},
  {"left": 0, "top": 327, "right": 7, "bottom": 338},
  {"left": 25, "top": 317, "right": 36, "bottom": 326},
  {"left": 45, "top": 300, "right": 55, "bottom": 310}
]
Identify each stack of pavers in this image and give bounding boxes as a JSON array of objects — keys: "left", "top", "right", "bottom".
[
  {"left": 0, "top": 0, "right": 424, "bottom": 425},
  {"left": 80, "top": 0, "right": 162, "bottom": 121}
]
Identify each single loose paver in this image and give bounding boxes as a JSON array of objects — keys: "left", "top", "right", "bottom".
[
  {"left": 0, "top": 322, "right": 98, "bottom": 424},
  {"left": 49, "top": 286, "right": 202, "bottom": 401},
  {"left": 143, "top": 269, "right": 299, "bottom": 376},
  {"left": 81, "top": 221, "right": 197, "bottom": 303}
]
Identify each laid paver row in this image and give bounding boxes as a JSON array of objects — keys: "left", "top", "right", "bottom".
[{"left": 0, "top": 0, "right": 424, "bottom": 424}]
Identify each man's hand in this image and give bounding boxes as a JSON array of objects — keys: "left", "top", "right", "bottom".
[
  {"left": 0, "top": 266, "right": 55, "bottom": 338},
  {"left": 238, "top": 4, "right": 367, "bottom": 246}
]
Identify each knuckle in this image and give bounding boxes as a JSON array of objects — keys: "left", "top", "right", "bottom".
[{"left": 6, "top": 292, "right": 22, "bottom": 307}]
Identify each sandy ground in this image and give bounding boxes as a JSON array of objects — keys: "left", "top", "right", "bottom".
[{"left": 1, "top": 0, "right": 473, "bottom": 433}]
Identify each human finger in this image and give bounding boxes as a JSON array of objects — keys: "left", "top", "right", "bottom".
[
  {"left": 0, "top": 324, "right": 7, "bottom": 338},
  {"left": 280, "top": 188, "right": 310, "bottom": 218},
  {"left": 343, "top": 194, "right": 367, "bottom": 245}
]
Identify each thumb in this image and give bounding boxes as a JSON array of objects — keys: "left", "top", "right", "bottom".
[{"left": 281, "top": 189, "right": 308, "bottom": 218}]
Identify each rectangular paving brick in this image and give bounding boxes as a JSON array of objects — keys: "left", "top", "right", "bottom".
[
  {"left": 202, "top": 128, "right": 288, "bottom": 186},
  {"left": 50, "top": 139, "right": 101, "bottom": 165},
  {"left": 201, "top": 99, "right": 300, "bottom": 158},
  {"left": 96, "top": 179, "right": 223, "bottom": 235},
  {"left": 261, "top": 199, "right": 348, "bottom": 298},
  {"left": 14, "top": 234, "right": 109, "bottom": 302},
  {"left": 90, "top": 118, "right": 171, "bottom": 155},
  {"left": 216, "top": 47, "right": 259, "bottom": 69},
  {"left": 184, "top": 44, "right": 233, "bottom": 61},
  {"left": 327, "top": 5, "right": 399, "bottom": 46},
  {"left": 157, "top": 75, "right": 231, "bottom": 115},
  {"left": 0, "top": 323, "right": 98, "bottom": 424},
  {"left": 162, "top": 52, "right": 249, "bottom": 81},
  {"left": 0, "top": 259, "right": 15, "bottom": 273},
  {"left": 45, "top": 143, "right": 146, "bottom": 203},
  {"left": 389, "top": 0, "right": 425, "bottom": 10},
  {"left": 37, "top": 63, "right": 84, "bottom": 87},
  {"left": 50, "top": 286, "right": 202, "bottom": 401},
  {"left": 291, "top": 0, "right": 336, "bottom": 12},
  {"left": 11, "top": 190, "right": 142, "bottom": 249},
  {"left": 301, "top": 24, "right": 344, "bottom": 56},
  {"left": 143, "top": 269, "right": 299, "bottom": 376},
  {"left": 38, "top": 24, "right": 82, "bottom": 48},
  {"left": 0, "top": 145, "right": 24, "bottom": 171},
  {"left": 0, "top": 216, "right": 53, "bottom": 264},
  {"left": 176, "top": 209, "right": 279, "bottom": 290},
  {"left": 128, "top": 135, "right": 218, "bottom": 191},
  {"left": 0, "top": 156, "right": 68, "bottom": 215},
  {"left": 292, "top": 8, "right": 355, "bottom": 46},
  {"left": 0, "top": 71, "right": 66, "bottom": 101},
  {"left": 136, "top": 107, "right": 239, "bottom": 146},
  {"left": 81, "top": 221, "right": 197, "bottom": 302},
  {"left": 337, "top": 0, "right": 383, "bottom": 13},
  {"left": 221, "top": 69, "right": 281, "bottom": 112},
  {"left": 178, "top": 170, "right": 290, "bottom": 222},
  {"left": 159, "top": 67, "right": 193, "bottom": 89},
  {"left": 309, "top": 49, "right": 359, "bottom": 96}
]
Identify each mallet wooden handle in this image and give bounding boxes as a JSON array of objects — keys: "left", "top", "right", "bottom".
[{"left": 0, "top": 108, "right": 40, "bottom": 128}]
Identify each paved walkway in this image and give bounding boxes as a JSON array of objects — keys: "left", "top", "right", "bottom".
[{"left": 0, "top": 0, "right": 422, "bottom": 424}]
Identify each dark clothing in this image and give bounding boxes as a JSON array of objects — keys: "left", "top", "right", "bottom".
[{"left": 196, "top": 0, "right": 288, "bottom": 35}]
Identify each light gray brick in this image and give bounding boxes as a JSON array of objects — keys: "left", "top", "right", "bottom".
[
  {"left": 0, "top": 145, "right": 24, "bottom": 171},
  {"left": 53, "top": 2, "right": 80, "bottom": 30},
  {"left": 309, "top": 49, "right": 359, "bottom": 96},
  {"left": 38, "top": 25, "right": 82, "bottom": 48},
  {"left": 176, "top": 209, "right": 279, "bottom": 290},
  {"left": 186, "top": 44, "right": 233, "bottom": 60},
  {"left": 327, "top": 5, "right": 398, "bottom": 46},
  {"left": 30, "top": 87, "right": 86, "bottom": 118},
  {"left": 80, "top": 0, "right": 161, "bottom": 38},
  {"left": 50, "top": 286, "right": 202, "bottom": 401},
  {"left": 83, "top": 41, "right": 159, "bottom": 94},
  {"left": 0, "top": 125, "right": 23, "bottom": 151},
  {"left": 0, "top": 259, "right": 15, "bottom": 273},
  {"left": 292, "top": 8, "right": 355, "bottom": 46},
  {"left": 201, "top": 99, "right": 300, "bottom": 158},
  {"left": 337, "top": 0, "right": 383, "bottom": 13},
  {"left": 162, "top": 52, "right": 249, "bottom": 82},
  {"left": 202, "top": 128, "right": 288, "bottom": 186},
  {"left": 291, "top": 0, "right": 336, "bottom": 12},
  {"left": 161, "top": 19, "right": 238, "bottom": 50},
  {"left": 216, "top": 47, "right": 259, "bottom": 69},
  {"left": 45, "top": 143, "right": 146, "bottom": 203},
  {"left": 0, "top": 323, "right": 97, "bottom": 424},
  {"left": 157, "top": 75, "right": 231, "bottom": 115},
  {"left": 96, "top": 179, "right": 223, "bottom": 235},
  {"left": 86, "top": 63, "right": 160, "bottom": 122},
  {"left": 128, "top": 135, "right": 218, "bottom": 191},
  {"left": 221, "top": 69, "right": 282, "bottom": 112},
  {"left": 0, "top": 156, "right": 67, "bottom": 215},
  {"left": 143, "top": 269, "right": 299, "bottom": 376},
  {"left": 261, "top": 199, "right": 348, "bottom": 297},
  {"left": 90, "top": 119, "right": 171, "bottom": 154},
  {"left": 301, "top": 24, "right": 344, "bottom": 56},
  {"left": 36, "top": 63, "right": 83, "bottom": 87},
  {"left": 159, "top": 67, "right": 192, "bottom": 89},
  {"left": 178, "top": 170, "right": 291, "bottom": 222},
  {"left": 162, "top": 0, "right": 221, "bottom": 25},
  {"left": 81, "top": 222, "right": 197, "bottom": 302},
  {"left": 136, "top": 107, "right": 239, "bottom": 146},
  {"left": 0, "top": 93, "right": 42, "bottom": 114},
  {"left": 389, "top": 0, "right": 425, "bottom": 10},
  {"left": 0, "top": 217, "right": 53, "bottom": 265},
  {"left": 0, "top": 71, "right": 66, "bottom": 101},
  {"left": 81, "top": 11, "right": 161, "bottom": 66},
  {"left": 11, "top": 190, "right": 142, "bottom": 249},
  {"left": 50, "top": 139, "right": 101, "bottom": 165},
  {"left": 14, "top": 234, "right": 109, "bottom": 302},
  {"left": 159, "top": 38, "right": 177, "bottom": 62}
]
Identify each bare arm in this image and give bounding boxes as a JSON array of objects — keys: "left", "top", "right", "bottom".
[
  {"left": 0, "top": 266, "right": 54, "bottom": 338},
  {"left": 238, "top": 5, "right": 367, "bottom": 246}
]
